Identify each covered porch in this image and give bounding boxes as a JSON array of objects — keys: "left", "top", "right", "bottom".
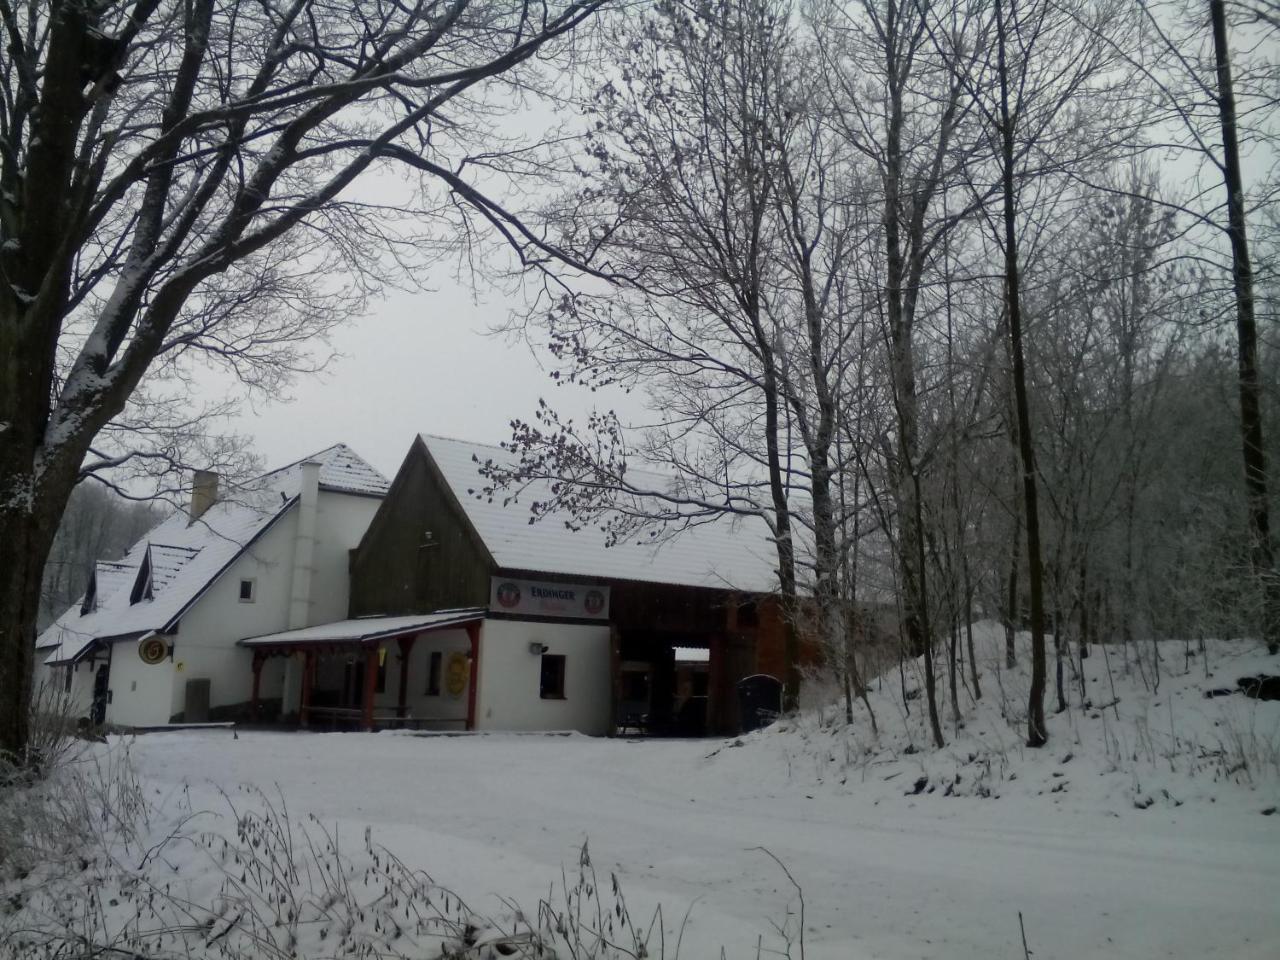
[{"left": 240, "top": 608, "right": 486, "bottom": 732}]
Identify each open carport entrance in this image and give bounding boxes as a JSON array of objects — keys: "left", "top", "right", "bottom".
[{"left": 616, "top": 630, "right": 712, "bottom": 736}]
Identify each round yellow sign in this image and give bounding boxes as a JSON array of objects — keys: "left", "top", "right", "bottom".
[
  {"left": 445, "top": 652, "right": 469, "bottom": 698},
  {"left": 138, "top": 636, "right": 168, "bottom": 665}
]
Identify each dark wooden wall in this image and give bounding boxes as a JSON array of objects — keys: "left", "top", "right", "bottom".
[{"left": 348, "top": 439, "right": 494, "bottom": 617}]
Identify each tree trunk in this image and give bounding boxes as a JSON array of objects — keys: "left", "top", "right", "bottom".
[
  {"left": 996, "top": 0, "right": 1049, "bottom": 746},
  {"left": 1210, "top": 0, "right": 1278, "bottom": 655},
  {"left": 949, "top": 620, "right": 962, "bottom": 729},
  {"left": 1054, "top": 607, "right": 1067, "bottom": 713},
  {"left": 761, "top": 364, "right": 802, "bottom": 710},
  {"left": 964, "top": 564, "right": 981, "bottom": 699},
  {"left": 0, "top": 470, "right": 68, "bottom": 763},
  {"left": 912, "top": 473, "right": 946, "bottom": 748},
  {"left": 1078, "top": 554, "right": 1091, "bottom": 657},
  {"left": 1005, "top": 499, "right": 1021, "bottom": 670}
]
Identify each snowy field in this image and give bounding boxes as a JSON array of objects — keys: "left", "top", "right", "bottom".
[
  {"left": 119, "top": 683, "right": 1280, "bottom": 958},
  {"left": 6, "top": 628, "right": 1280, "bottom": 959}
]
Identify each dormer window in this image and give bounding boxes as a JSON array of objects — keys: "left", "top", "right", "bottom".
[
  {"left": 80, "top": 573, "right": 97, "bottom": 616},
  {"left": 129, "top": 548, "right": 154, "bottom": 605},
  {"left": 238, "top": 578, "right": 256, "bottom": 603}
]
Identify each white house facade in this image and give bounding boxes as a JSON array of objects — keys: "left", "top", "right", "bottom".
[{"left": 34, "top": 445, "right": 389, "bottom": 727}]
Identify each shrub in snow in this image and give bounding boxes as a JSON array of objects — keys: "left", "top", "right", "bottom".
[{"left": 1, "top": 749, "right": 701, "bottom": 959}]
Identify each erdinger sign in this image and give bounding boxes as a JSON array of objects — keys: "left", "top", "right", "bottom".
[{"left": 489, "top": 576, "right": 610, "bottom": 620}]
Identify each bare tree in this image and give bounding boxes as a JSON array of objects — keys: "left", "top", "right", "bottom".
[
  {"left": 39, "top": 484, "right": 160, "bottom": 628},
  {"left": 1208, "top": 0, "right": 1278, "bottom": 653},
  {"left": 1077, "top": 0, "right": 1280, "bottom": 652},
  {"left": 0, "top": 0, "right": 608, "bottom": 762}
]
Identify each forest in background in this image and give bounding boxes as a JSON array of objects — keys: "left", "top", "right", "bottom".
[{"left": 477, "top": 0, "right": 1280, "bottom": 748}]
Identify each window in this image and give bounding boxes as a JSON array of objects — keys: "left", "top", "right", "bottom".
[
  {"left": 64, "top": 664, "right": 73, "bottom": 694},
  {"left": 238, "top": 578, "right": 255, "bottom": 603},
  {"left": 540, "top": 654, "right": 566, "bottom": 700},
  {"left": 426, "top": 651, "right": 443, "bottom": 696},
  {"left": 375, "top": 658, "right": 387, "bottom": 694}
]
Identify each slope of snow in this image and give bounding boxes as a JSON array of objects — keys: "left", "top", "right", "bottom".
[{"left": 713, "top": 624, "right": 1280, "bottom": 819}]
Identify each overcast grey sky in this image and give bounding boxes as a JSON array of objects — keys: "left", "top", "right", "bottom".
[
  {"left": 218, "top": 272, "right": 633, "bottom": 480},
  {"left": 202, "top": 7, "right": 1277, "bottom": 486}
]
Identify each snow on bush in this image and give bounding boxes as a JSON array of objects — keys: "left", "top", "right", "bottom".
[{"left": 1, "top": 745, "right": 710, "bottom": 959}]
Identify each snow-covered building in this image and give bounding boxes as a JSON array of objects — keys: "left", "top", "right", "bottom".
[
  {"left": 239, "top": 435, "right": 796, "bottom": 737},
  {"left": 34, "top": 445, "right": 390, "bottom": 727}
]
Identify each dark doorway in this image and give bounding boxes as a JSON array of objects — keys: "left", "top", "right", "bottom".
[
  {"left": 343, "top": 659, "right": 365, "bottom": 707},
  {"left": 91, "top": 663, "right": 110, "bottom": 726},
  {"left": 616, "top": 630, "right": 712, "bottom": 736}
]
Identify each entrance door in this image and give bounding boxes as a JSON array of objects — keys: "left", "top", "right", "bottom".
[
  {"left": 343, "top": 660, "right": 365, "bottom": 707},
  {"left": 91, "top": 663, "right": 110, "bottom": 726}
]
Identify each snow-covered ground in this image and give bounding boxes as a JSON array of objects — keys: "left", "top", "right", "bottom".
[{"left": 7, "top": 626, "right": 1280, "bottom": 959}]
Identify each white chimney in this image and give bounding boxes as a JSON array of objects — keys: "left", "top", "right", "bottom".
[
  {"left": 287, "top": 461, "right": 321, "bottom": 629},
  {"left": 190, "top": 470, "right": 219, "bottom": 522}
]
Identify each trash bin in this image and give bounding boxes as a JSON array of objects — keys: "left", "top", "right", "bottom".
[{"left": 736, "top": 674, "right": 782, "bottom": 733}]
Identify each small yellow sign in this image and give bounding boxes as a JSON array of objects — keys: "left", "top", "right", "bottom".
[{"left": 445, "top": 652, "right": 469, "bottom": 698}]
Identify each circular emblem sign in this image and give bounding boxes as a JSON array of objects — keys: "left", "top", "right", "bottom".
[
  {"left": 138, "top": 636, "right": 168, "bottom": 665},
  {"left": 584, "top": 589, "right": 606, "bottom": 616},
  {"left": 445, "top": 652, "right": 469, "bottom": 698},
  {"left": 495, "top": 581, "right": 521, "bottom": 609}
]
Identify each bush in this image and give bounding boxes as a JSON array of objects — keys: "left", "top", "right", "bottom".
[{"left": 1, "top": 752, "right": 704, "bottom": 959}]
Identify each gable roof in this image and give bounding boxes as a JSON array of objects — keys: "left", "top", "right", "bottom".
[
  {"left": 37, "top": 444, "right": 389, "bottom": 665},
  {"left": 264, "top": 443, "right": 390, "bottom": 497},
  {"left": 418, "top": 434, "right": 780, "bottom": 594}
]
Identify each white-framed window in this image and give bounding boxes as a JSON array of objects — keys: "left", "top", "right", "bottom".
[{"left": 238, "top": 578, "right": 256, "bottom": 603}]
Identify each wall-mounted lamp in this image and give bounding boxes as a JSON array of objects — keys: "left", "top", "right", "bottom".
[{"left": 528, "top": 641, "right": 549, "bottom": 655}]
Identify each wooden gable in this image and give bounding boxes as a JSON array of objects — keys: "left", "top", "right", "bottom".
[{"left": 348, "top": 438, "right": 495, "bottom": 617}]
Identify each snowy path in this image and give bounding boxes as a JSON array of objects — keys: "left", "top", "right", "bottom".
[{"left": 123, "top": 729, "right": 1279, "bottom": 960}]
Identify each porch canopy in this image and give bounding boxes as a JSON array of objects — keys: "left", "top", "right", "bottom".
[{"left": 240, "top": 607, "right": 486, "bottom": 730}]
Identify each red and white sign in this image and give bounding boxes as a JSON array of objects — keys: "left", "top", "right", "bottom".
[{"left": 489, "top": 576, "right": 610, "bottom": 620}]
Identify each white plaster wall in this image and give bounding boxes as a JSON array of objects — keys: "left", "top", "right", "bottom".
[
  {"left": 373, "top": 628, "right": 471, "bottom": 727},
  {"left": 475, "top": 619, "right": 612, "bottom": 735},
  {"left": 164, "top": 509, "right": 299, "bottom": 719},
  {"left": 156, "top": 490, "right": 379, "bottom": 721},
  {"left": 309, "top": 490, "right": 382, "bottom": 623},
  {"left": 106, "top": 643, "right": 176, "bottom": 727},
  {"left": 74, "top": 490, "right": 379, "bottom": 727}
]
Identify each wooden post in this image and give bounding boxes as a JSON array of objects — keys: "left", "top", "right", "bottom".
[
  {"left": 608, "top": 623, "right": 622, "bottom": 737},
  {"left": 397, "top": 635, "right": 415, "bottom": 722},
  {"left": 250, "top": 652, "right": 264, "bottom": 722},
  {"left": 299, "top": 650, "right": 314, "bottom": 727},
  {"left": 465, "top": 621, "right": 481, "bottom": 732},
  {"left": 361, "top": 646, "right": 379, "bottom": 731}
]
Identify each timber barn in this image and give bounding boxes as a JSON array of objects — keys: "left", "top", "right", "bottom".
[{"left": 242, "top": 434, "right": 792, "bottom": 736}]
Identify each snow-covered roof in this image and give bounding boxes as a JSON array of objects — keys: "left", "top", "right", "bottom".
[
  {"left": 264, "top": 443, "right": 390, "bottom": 497},
  {"left": 420, "top": 434, "right": 780, "bottom": 594},
  {"left": 241, "top": 608, "right": 486, "bottom": 647},
  {"left": 37, "top": 444, "right": 389, "bottom": 665}
]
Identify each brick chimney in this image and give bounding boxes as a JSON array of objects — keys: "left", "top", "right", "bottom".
[{"left": 190, "top": 469, "right": 219, "bottom": 521}]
